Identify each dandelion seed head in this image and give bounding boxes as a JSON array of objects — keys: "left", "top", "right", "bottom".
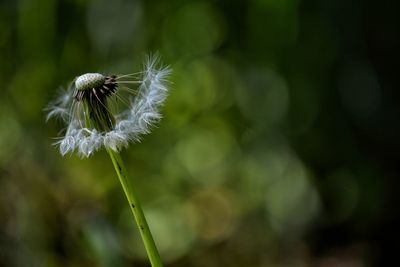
[
  {"left": 46, "top": 55, "right": 171, "bottom": 157},
  {"left": 74, "top": 74, "right": 117, "bottom": 102},
  {"left": 75, "top": 73, "right": 106, "bottom": 91}
]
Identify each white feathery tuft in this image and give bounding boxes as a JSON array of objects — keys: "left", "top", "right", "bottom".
[
  {"left": 45, "top": 88, "right": 74, "bottom": 122},
  {"left": 113, "top": 56, "right": 171, "bottom": 148}
]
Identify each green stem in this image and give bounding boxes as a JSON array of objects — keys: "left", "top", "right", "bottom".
[{"left": 107, "top": 148, "right": 163, "bottom": 267}]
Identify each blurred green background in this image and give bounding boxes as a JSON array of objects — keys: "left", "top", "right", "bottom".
[{"left": 1, "top": 0, "right": 399, "bottom": 266}]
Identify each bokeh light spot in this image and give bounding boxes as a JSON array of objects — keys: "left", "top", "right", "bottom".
[
  {"left": 236, "top": 68, "right": 289, "bottom": 126},
  {"left": 162, "top": 2, "right": 226, "bottom": 58}
]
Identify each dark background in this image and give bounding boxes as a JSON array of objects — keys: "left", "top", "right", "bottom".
[{"left": 0, "top": 0, "right": 399, "bottom": 266}]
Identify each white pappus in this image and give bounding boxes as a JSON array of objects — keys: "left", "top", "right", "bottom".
[{"left": 46, "top": 56, "right": 171, "bottom": 157}]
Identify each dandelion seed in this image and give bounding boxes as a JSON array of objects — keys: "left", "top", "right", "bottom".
[{"left": 46, "top": 56, "right": 171, "bottom": 157}]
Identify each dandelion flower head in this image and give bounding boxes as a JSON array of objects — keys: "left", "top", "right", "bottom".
[{"left": 46, "top": 56, "right": 171, "bottom": 157}]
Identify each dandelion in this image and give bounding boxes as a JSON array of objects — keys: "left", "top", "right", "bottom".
[
  {"left": 46, "top": 55, "right": 171, "bottom": 267},
  {"left": 47, "top": 56, "right": 171, "bottom": 157}
]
